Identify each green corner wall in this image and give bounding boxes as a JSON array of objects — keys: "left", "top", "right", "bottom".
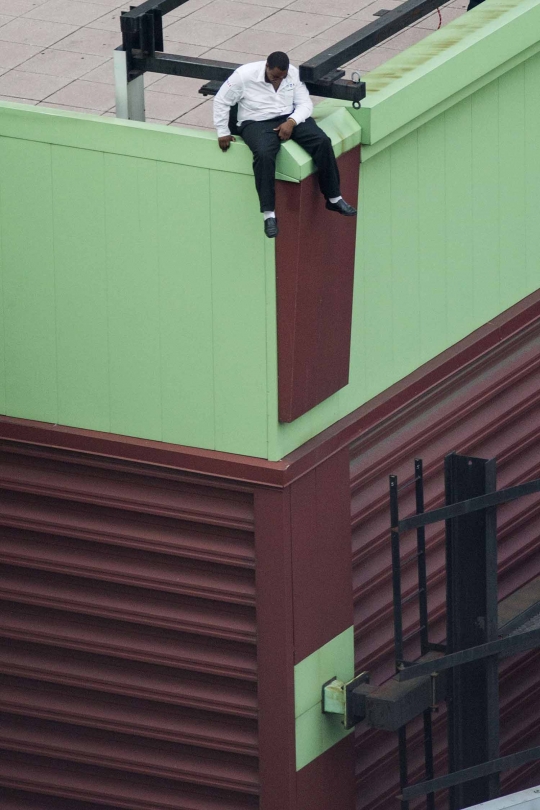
[
  {"left": 1, "top": 0, "right": 539, "bottom": 460},
  {"left": 273, "top": 0, "right": 540, "bottom": 459}
]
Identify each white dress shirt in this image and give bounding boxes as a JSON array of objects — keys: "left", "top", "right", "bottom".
[{"left": 213, "top": 61, "right": 313, "bottom": 137}]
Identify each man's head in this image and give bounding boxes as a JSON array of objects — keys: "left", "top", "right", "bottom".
[{"left": 265, "top": 51, "right": 289, "bottom": 82}]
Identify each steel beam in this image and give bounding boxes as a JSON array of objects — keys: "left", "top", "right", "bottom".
[
  {"left": 121, "top": 0, "right": 186, "bottom": 19},
  {"left": 445, "top": 453, "right": 499, "bottom": 809},
  {"left": 401, "top": 746, "right": 540, "bottom": 801},
  {"left": 354, "top": 657, "right": 446, "bottom": 731},
  {"left": 396, "top": 627, "right": 540, "bottom": 681},
  {"left": 114, "top": 47, "right": 145, "bottom": 121},
  {"left": 131, "top": 54, "right": 366, "bottom": 103},
  {"left": 398, "top": 477, "right": 540, "bottom": 534},
  {"left": 300, "top": 0, "right": 448, "bottom": 82}
]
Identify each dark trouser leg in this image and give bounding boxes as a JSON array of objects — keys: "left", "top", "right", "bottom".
[
  {"left": 240, "top": 118, "right": 283, "bottom": 212},
  {"left": 291, "top": 117, "right": 341, "bottom": 200}
]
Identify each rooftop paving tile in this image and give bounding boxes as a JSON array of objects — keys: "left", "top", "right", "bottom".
[
  {"left": 87, "top": 8, "right": 126, "bottom": 31},
  {"left": 287, "top": 0, "right": 370, "bottom": 17},
  {"left": 216, "top": 27, "right": 307, "bottom": 54},
  {"left": 17, "top": 47, "right": 107, "bottom": 77},
  {"left": 49, "top": 25, "right": 121, "bottom": 54},
  {"left": 227, "top": 0, "right": 291, "bottom": 7},
  {"left": 37, "top": 99, "right": 103, "bottom": 113},
  {"left": 351, "top": 0, "right": 404, "bottom": 19},
  {"left": 0, "top": 93, "right": 38, "bottom": 103},
  {"left": 384, "top": 24, "right": 430, "bottom": 48},
  {"left": 286, "top": 35, "right": 335, "bottom": 61},
  {"left": 165, "top": 17, "right": 243, "bottom": 46},
  {"left": 80, "top": 57, "right": 165, "bottom": 87},
  {"left": 190, "top": 0, "right": 277, "bottom": 27},
  {"left": 202, "top": 46, "right": 266, "bottom": 61},
  {"left": 0, "top": 67, "right": 73, "bottom": 99},
  {"left": 165, "top": 0, "right": 216, "bottom": 17},
  {"left": 149, "top": 74, "right": 208, "bottom": 97},
  {"left": 173, "top": 96, "right": 215, "bottom": 126},
  {"left": 45, "top": 76, "right": 116, "bottom": 107},
  {"left": 0, "top": 41, "right": 43, "bottom": 69},
  {"left": 73, "top": 0, "right": 125, "bottom": 6},
  {"left": 0, "top": 17, "right": 78, "bottom": 46},
  {"left": 0, "top": 0, "right": 47, "bottom": 14},
  {"left": 24, "top": 0, "right": 107, "bottom": 25},
  {"left": 143, "top": 89, "right": 205, "bottom": 119},
  {"left": 253, "top": 9, "right": 339, "bottom": 37}
]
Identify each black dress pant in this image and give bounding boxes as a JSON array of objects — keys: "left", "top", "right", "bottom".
[{"left": 240, "top": 115, "right": 341, "bottom": 212}]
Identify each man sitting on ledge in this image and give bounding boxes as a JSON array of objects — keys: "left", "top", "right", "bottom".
[{"left": 213, "top": 51, "right": 357, "bottom": 239}]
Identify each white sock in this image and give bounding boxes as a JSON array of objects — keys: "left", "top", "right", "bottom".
[
  {"left": 263, "top": 211, "right": 276, "bottom": 220},
  {"left": 329, "top": 196, "right": 342, "bottom": 204}
]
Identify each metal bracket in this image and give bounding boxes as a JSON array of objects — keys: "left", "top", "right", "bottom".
[{"left": 322, "top": 671, "right": 370, "bottom": 729}]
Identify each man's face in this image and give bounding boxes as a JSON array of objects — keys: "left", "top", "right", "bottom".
[{"left": 265, "top": 65, "right": 288, "bottom": 84}]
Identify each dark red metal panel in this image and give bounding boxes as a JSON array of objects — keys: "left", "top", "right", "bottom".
[
  {"left": 290, "top": 448, "right": 354, "bottom": 662},
  {"left": 253, "top": 487, "right": 296, "bottom": 810},
  {"left": 296, "top": 735, "right": 356, "bottom": 810},
  {"left": 0, "top": 446, "right": 259, "bottom": 810},
  {"left": 275, "top": 147, "right": 360, "bottom": 423},
  {"left": 253, "top": 451, "right": 355, "bottom": 808}
]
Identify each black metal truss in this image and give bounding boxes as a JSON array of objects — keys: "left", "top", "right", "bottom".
[
  {"left": 401, "top": 745, "right": 540, "bottom": 801},
  {"left": 397, "top": 625, "right": 540, "bottom": 682},
  {"left": 397, "top": 476, "right": 540, "bottom": 534},
  {"left": 118, "top": 0, "right": 460, "bottom": 105},
  {"left": 384, "top": 455, "right": 540, "bottom": 809}
]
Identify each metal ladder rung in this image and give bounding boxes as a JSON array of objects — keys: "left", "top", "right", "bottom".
[{"left": 401, "top": 588, "right": 425, "bottom": 606}]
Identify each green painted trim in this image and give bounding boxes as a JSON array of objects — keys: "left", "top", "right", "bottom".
[
  {"left": 0, "top": 103, "right": 256, "bottom": 176},
  {"left": 276, "top": 107, "right": 362, "bottom": 181},
  {"left": 345, "top": 0, "right": 540, "bottom": 144},
  {"left": 294, "top": 626, "right": 354, "bottom": 771},
  {"left": 0, "top": 101, "right": 357, "bottom": 183},
  {"left": 360, "top": 38, "right": 540, "bottom": 160}
]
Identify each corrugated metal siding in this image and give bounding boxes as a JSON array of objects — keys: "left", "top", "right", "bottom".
[
  {"left": 350, "top": 325, "right": 540, "bottom": 809},
  {"left": 0, "top": 444, "right": 259, "bottom": 810}
]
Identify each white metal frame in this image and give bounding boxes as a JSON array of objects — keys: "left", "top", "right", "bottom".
[{"left": 114, "top": 48, "right": 145, "bottom": 122}]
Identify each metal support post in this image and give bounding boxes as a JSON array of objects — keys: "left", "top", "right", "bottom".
[
  {"left": 390, "top": 475, "right": 404, "bottom": 667},
  {"left": 445, "top": 453, "right": 500, "bottom": 810},
  {"left": 415, "top": 459, "right": 436, "bottom": 810},
  {"left": 114, "top": 47, "right": 145, "bottom": 122}
]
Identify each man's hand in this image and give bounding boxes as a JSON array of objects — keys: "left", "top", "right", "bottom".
[
  {"left": 218, "top": 135, "right": 236, "bottom": 151},
  {"left": 274, "top": 119, "right": 296, "bottom": 141}
]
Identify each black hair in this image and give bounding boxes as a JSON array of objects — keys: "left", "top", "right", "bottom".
[{"left": 266, "top": 51, "right": 290, "bottom": 72}]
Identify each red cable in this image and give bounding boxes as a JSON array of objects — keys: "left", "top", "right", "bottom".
[{"left": 436, "top": 7, "right": 442, "bottom": 28}]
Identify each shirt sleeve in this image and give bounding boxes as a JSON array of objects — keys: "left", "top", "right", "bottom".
[
  {"left": 290, "top": 80, "right": 313, "bottom": 125},
  {"left": 213, "top": 70, "right": 244, "bottom": 137}
]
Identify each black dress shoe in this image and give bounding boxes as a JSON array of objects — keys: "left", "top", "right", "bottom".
[
  {"left": 325, "top": 198, "right": 357, "bottom": 216},
  {"left": 264, "top": 217, "right": 278, "bottom": 238}
]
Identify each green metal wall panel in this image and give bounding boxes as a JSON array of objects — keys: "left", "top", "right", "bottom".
[
  {"left": 525, "top": 53, "right": 540, "bottom": 294},
  {"left": 105, "top": 154, "right": 162, "bottom": 441},
  {"left": 209, "top": 171, "right": 269, "bottom": 457},
  {"left": 1, "top": 0, "right": 539, "bottom": 460},
  {"left": 471, "top": 82, "right": 500, "bottom": 328},
  {"left": 272, "top": 33, "right": 540, "bottom": 459},
  {"left": 53, "top": 145, "right": 110, "bottom": 432},
  {"left": 157, "top": 161, "right": 216, "bottom": 450},
  {"left": 0, "top": 138, "right": 57, "bottom": 424}
]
